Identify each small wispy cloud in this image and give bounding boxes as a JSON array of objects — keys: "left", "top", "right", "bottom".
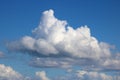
[{"left": 0, "top": 51, "right": 4, "bottom": 58}]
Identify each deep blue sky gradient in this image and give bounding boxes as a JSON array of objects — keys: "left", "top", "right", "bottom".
[{"left": 0, "top": 0, "right": 120, "bottom": 77}]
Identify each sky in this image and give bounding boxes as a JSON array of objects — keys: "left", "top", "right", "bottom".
[{"left": 0, "top": 0, "right": 120, "bottom": 80}]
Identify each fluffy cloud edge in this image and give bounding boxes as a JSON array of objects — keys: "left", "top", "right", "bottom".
[
  {"left": 7, "top": 9, "right": 112, "bottom": 59},
  {"left": 0, "top": 64, "right": 23, "bottom": 80},
  {"left": 36, "top": 71, "right": 50, "bottom": 80}
]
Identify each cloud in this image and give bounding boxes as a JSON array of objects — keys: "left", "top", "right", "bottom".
[
  {"left": 75, "top": 70, "right": 113, "bottom": 80},
  {"left": 29, "top": 57, "right": 120, "bottom": 72},
  {"left": 0, "top": 64, "right": 24, "bottom": 80},
  {"left": 52, "top": 70, "right": 119, "bottom": 80},
  {"left": 0, "top": 64, "right": 47, "bottom": 80},
  {"left": 101, "top": 53, "right": 120, "bottom": 71},
  {"left": 0, "top": 64, "right": 45, "bottom": 80},
  {"left": 36, "top": 71, "right": 50, "bottom": 80},
  {"left": 6, "top": 9, "right": 120, "bottom": 71},
  {"left": 0, "top": 51, "right": 4, "bottom": 58},
  {"left": 7, "top": 9, "right": 111, "bottom": 59},
  {"left": 29, "top": 57, "right": 101, "bottom": 69},
  {"left": 29, "top": 57, "right": 74, "bottom": 68},
  {"left": 0, "top": 64, "right": 119, "bottom": 80}
]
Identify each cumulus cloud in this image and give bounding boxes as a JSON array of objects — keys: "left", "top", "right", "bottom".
[
  {"left": 7, "top": 9, "right": 111, "bottom": 59},
  {"left": 0, "top": 64, "right": 119, "bottom": 80},
  {"left": 101, "top": 53, "right": 120, "bottom": 71},
  {"left": 0, "top": 64, "right": 47, "bottom": 80},
  {"left": 36, "top": 71, "right": 50, "bottom": 80},
  {"left": 75, "top": 70, "right": 113, "bottom": 80},
  {"left": 0, "top": 64, "right": 24, "bottom": 80},
  {"left": 7, "top": 9, "right": 120, "bottom": 71},
  {"left": 53, "top": 70, "right": 120, "bottom": 80}
]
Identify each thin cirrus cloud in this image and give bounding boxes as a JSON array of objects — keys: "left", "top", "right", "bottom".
[{"left": 7, "top": 9, "right": 120, "bottom": 71}]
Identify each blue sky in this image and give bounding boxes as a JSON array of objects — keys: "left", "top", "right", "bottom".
[{"left": 0, "top": 0, "right": 120, "bottom": 80}]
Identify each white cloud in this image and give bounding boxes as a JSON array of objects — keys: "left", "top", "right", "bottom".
[
  {"left": 0, "top": 64, "right": 119, "bottom": 80},
  {"left": 7, "top": 9, "right": 111, "bottom": 59},
  {"left": 29, "top": 58, "right": 73, "bottom": 68},
  {"left": 53, "top": 70, "right": 118, "bottom": 80},
  {"left": 29, "top": 57, "right": 102, "bottom": 69},
  {"left": 102, "top": 55, "right": 120, "bottom": 71},
  {"left": 7, "top": 9, "right": 120, "bottom": 71},
  {"left": 36, "top": 71, "right": 50, "bottom": 80},
  {"left": 76, "top": 70, "right": 113, "bottom": 80},
  {"left": 0, "top": 64, "right": 23, "bottom": 80}
]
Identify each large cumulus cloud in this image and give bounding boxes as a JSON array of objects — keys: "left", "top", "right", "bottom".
[
  {"left": 7, "top": 9, "right": 111, "bottom": 59},
  {"left": 7, "top": 9, "right": 120, "bottom": 71}
]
